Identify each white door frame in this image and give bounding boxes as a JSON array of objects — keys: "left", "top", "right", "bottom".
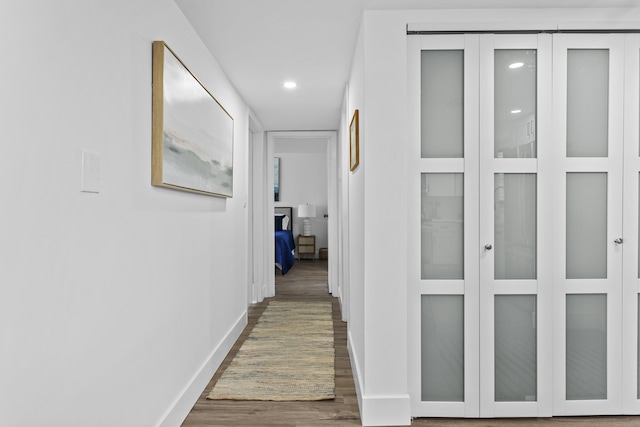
[
  {"left": 248, "top": 114, "right": 268, "bottom": 304},
  {"left": 265, "top": 131, "right": 339, "bottom": 299},
  {"left": 623, "top": 33, "right": 640, "bottom": 415}
]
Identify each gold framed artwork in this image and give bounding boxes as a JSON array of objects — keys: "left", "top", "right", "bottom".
[
  {"left": 152, "top": 41, "right": 234, "bottom": 197},
  {"left": 349, "top": 109, "right": 359, "bottom": 171}
]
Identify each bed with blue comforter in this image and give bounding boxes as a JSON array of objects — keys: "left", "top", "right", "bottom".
[{"left": 275, "top": 207, "right": 296, "bottom": 274}]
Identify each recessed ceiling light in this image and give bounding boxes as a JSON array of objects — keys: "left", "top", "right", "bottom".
[
  {"left": 511, "top": 109, "right": 522, "bottom": 114},
  {"left": 284, "top": 81, "right": 297, "bottom": 89},
  {"left": 509, "top": 62, "right": 524, "bottom": 69}
]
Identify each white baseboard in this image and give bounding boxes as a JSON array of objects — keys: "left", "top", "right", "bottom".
[
  {"left": 348, "top": 330, "right": 411, "bottom": 426},
  {"left": 347, "top": 330, "right": 364, "bottom": 416},
  {"left": 361, "top": 394, "right": 411, "bottom": 426},
  {"left": 336, "top": 286, "right": 347, "bottom": 322},
  {"left": 156, "top": 310, "right": 247, "bottom": 427}
]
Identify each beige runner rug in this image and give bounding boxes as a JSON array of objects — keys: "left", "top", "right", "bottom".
[{"left": 207, "top": 301, "right": 335, "bottom": 401}]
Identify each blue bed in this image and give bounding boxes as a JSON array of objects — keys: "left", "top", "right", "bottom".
[{"left": 275, "top": 207, "right": 296, "bottom": 274}]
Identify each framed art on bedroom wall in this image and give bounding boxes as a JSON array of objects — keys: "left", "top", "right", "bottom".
[
  {"left": 274, "top": 157, "right": 280, "bottom": 201},
  {"left": 151, "top": 40, "right": 234, "bottom": 198}
]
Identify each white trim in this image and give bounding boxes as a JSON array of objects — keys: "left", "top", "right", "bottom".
[
  {"left": 250, "top": 129, "right": 269, "bottom": 303},
  {"left": 534, "top": 32, "right": 554, "bottom": 418},
  {"left": 340, "top": 84, "right": 351, "bottom": 322},
  {"left": 348, "top": 329, "right": 364, "bottom": 421},
  {"left": 407, "top": 21, "right": 557, "bottom": 34},
  {"left": 462, "top": 32, "right": 481, "bottom": 418},
  {"left": 478, "top": 32, "right": 495, "bottom": 418},
  {"left": 406, "top": 34, "right": 421, "bottom": 417},
  {"left": 266, "top": 131, "right": 338, "bottom": 299},
  {"left": 361, "top": 395, "right": 412, "bottom": 427},
  {"left": 248, "top": 109, "right": 268, "bottom": 304},
  {"left": 327, "top": 131, "right": 339, "bottom": 298},
  {"left": 406, "top": 8, "right": 640, "bottom": 35},
  {"left": 156, "top": 311, "right": 247, "bottom": 427},
  {"left": 622, "top": 33, "right": 640, "bottom": 414},
  {"left": 266, "top": 134, "right": 275, "bottom": 298}
]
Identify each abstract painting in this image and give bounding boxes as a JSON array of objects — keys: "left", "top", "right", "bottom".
[
  {"left": 274, "top": 157, "right": 280, "bottom": 201},
  {"left": 152, "top": 41, "right": 234, "bottom": 197}
]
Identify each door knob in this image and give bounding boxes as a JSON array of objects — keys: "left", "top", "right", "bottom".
[
  {"left": 484, "top": 244, "right": 493, "bottom": 250},
  {"left": 614, "top": 238, "right": 623, "bottom": 244}
]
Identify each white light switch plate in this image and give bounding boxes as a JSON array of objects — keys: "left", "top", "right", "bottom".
[{"left": 81, "top": 151, "right": 101, "bottom": 193}]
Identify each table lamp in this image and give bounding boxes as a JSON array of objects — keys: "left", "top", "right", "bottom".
[{"left": 298, "top": 203, "right": 316, "bottom": 236}]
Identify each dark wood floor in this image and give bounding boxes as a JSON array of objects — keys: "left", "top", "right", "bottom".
[{"left": 181, "top": 260, "right": 640, "bottom": 427}]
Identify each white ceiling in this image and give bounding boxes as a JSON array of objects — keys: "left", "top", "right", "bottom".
[{"left": 175, "top": 0, "right": 639, "bottom": 131}]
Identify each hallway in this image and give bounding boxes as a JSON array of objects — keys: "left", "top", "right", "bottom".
[{"left": 181, "top": 260, "right": 362, "bottom": 426}]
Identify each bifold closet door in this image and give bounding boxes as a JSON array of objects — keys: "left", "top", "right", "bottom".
[
  {"left": 409, "top": 32, "right": 553, "bottom": 419},
  {"left": 408, "top": 34, "right": 480, "bottom": 418},
  {"left": 410, "top": 31, "right": 640, "bottom": 419},
  {"left": 552, "top": 33, "right": 625, "bottom": 416},
  {"left": 477, "top": 34, "right": 553, "bottom": 418}
]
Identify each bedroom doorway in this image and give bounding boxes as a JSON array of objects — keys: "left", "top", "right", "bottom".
[{"left": 265, "top": 131, "right": 338, "bottom": 301}]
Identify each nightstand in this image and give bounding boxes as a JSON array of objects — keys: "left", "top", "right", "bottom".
[{"left": 297, "top": 234, "right": 316, "bottom": 260}]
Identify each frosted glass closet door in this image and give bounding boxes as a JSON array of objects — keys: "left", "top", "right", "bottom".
[
  {"left": 478, "top": 34, "right": 553, "bottom": 418},
  {"left": 552, "top": 34, "right": 625, "bottom": 416},
  {"left": 409, "top": 33, "right": 480, "bottom": 418},
  {"left": 421, "top": 50, "right": 464, "bottom": 159}
]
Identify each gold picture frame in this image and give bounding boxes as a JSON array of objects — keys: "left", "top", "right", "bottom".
[
  {"left": 152, "top": 41, "right": 234, "bottom": 197},
  {"left": 349, "top": 109, "right": 359, "bottom": 171}
]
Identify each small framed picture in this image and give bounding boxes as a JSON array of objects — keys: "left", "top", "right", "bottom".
[
  {"left": 350, "top": 109, "right": 359, "bottom": 172},
  {"left": 274, "top": 157, "right": 280, "bottom": 201}
]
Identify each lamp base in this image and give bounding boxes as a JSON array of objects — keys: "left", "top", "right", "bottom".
[{"left": 302, "top": 218, "right": 311, "bottom": 236}]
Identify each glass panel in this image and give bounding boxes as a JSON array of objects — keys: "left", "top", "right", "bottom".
[
  {"left": 494, "top": 50, "right": 537, "bottom": 158},
  {"left": 421, "top": 173, "right": 464, "bottom": 279},
  {"left": 566, "top": 294, "right": 607, "bottom": 400},
  {"left": 421, "top": 50, "right": 464, "bottom": 158},
  {"left": 421, "top": 295, "right": 464, "bottom": 401},
  {"left": 495, "top": 295, "right": 537, "bottom": 402},
  {"left": 495, "top": 174, "right": 537, "bottom": 280},
  {"left": 567, "top": 49, "right": 609, "bottom": 157},
  {"left": 566, "top": 173, "right": 607, "bottom": 279}
]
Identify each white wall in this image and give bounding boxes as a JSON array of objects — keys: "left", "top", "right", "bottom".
[
  {"left": 346, "top": 6, "right": 640, "bottom": 427},
  {"left": 0, "top": 1, "right": 250, "bottom": 426},
  {"left": 274, "top": 139, "right": 328, "bottom": 257},
  {"left": 345, "top": 15, "right": 367, "bottom": 424},
  {"left": 360, "top": 11, "right": 411, "bottom": 427}
]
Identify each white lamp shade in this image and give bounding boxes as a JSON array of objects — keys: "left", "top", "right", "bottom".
[
  {"left": 297, "top": 204, "right": 316, "bottom": 218},
  {"left": 298, "top": 204, "right": 315, "bottom": 236}
]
